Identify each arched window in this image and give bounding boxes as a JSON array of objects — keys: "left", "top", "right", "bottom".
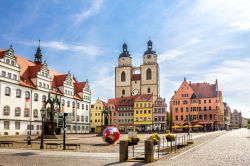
[
  {"left": 42, "top": 95, "right": 46, "bottom": 102},
  {"left": 3, "top": 106, "right": 10, "bottom": 115},
  {"left": 121, "top": 71, "right": 126, "bottom": 82},
  {"left": 34, "top": 93, "right": 38, "bottom": 101},
  {"left": 67, "top": 101, "right": 70, "bottom": 107},
  {"left": 5, "top": 87, "right": 11, "bottom": 96},
  {"left": 25, "top": 91, "right": 30, "bottom": 99},
  {"left": 122, "top": 89, "right": 125, "bottom": 95},
  {"left": 33, "top": 109, "right": 38, "bottom": 118},
  {"left": 24, "top": 108, "right": 29, "bottom": 117},
  {"left": 16, "top": 89, "right": 21, "bottom": 98},
  {"left": 147, "top": 87, "right": 151, "bottom": 93},
  {"left": 15, "top": 107, "right": 21, "bottom": 116},
  {"left": 146, "top": 68, "right": 152, "bottom": 80}
]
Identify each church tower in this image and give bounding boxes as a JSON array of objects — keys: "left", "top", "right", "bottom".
[
  {"left": 34, "top": 40, "right": 43, "bottom": 65},
  {"left": 140, "top": 40, "right": 159, "bottom": 100},
  {"left": 115, "top": 43, "right": 133, "bottom": 98}
]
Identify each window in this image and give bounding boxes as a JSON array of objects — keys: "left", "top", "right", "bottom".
[
  {"left": 13, "top": 74, "right": 17, "bottom": 80},
  {"left": 82, "top": 104, "right": 84, "bottom": 109},
  {"left": 209, "top": 99, "right": 211, "bottom": 103},
  {"left": 16, "top": 89, "right": 21, "bottom": 98},
  {"left": 146, "top": 68, "right": 152, "bottom": 80},
  {"left": 2, "top": 71, "right": 6, "bottom": 77},
  {"left": 121, "top": 71, "right": 126, "bottom": 82},
  {"left": 72, "top": 102, "right": 75, "bottom": 108},
  {"left": 181, "top": 115, "right": 183, "bottom": 120},
  {"left": 33, "top": 109, "right": 38, "bottom": 118},
  {"left": 42, "top": 95, "right": 46, "bottom": 102},
  {"left": 15, "top": 107, "right": 21, "bottom": 116},
  {"left": 183, "top": 100, "right": 188, "bottom": 104},
  {"left": 4, "top": 121, "right": 10, "bottom": 130},
  {"left": 34, "top": 93, "right": 38, "bottom": 101},
  {"left": 8, "top": 73, "right": 11, "bottom": 79},
  {"left": 67, "top": 101, "right": 70, "bottom": 107},
  {"left": 5, "top": 87, "right": 11, "bottom": 96},
  {"left": 204, "top": 107, "right": 207, "bottom": 111},
  {"left": 77, "top": 115, "right": 80, "bottom": 121},
  {"left": 186, "top": 107, "right": 189, "bottom": 112},
  {"left": 86, "top": 105, "right": 88, "bottom": 110},
  {"left": 3, "top": 106, "right": 10, "bottom": 116},
  {"left": 24, "top": 109, "right": 29, "bottom": 117},
  {"left": 77, "top": 103, "right": 80, "bottom": 109},
  {"left": 6, "top": 59, "right": 10, "bottom": 64},
  {"left": 181, "top": 108, "right": 183, "bottom": 112},
  {"left": 148, "top": 110, "right": 151, "bottom": 114},
  {"left": 85, "top": 116, "right": 88, "bottom": 122},
  {"left": 209, "top": 106, "right": 211, "bottom": 111},
  {"left": 175, "top": 116, "right": 178, "bottom": 121},
  {"left": 175, "top": 107, "right": 178, "bottom": 113},
  {"left": 25, "top": 91, "right": 30, "bottom": 99},
  {"left": 147, "top": 87, "right": 151, "bottom": 93},
  {"left": 204, "top": 100, "right": 206, "bottom": 104},
  {"left": 122, "top": 89, "right": 125, "bottom": 95},
  {"left": 11, "top": 60, "right": 15, "bottom": 66},
  {"left": 15, "top": 121, "right": 20, "bottom": 130}
]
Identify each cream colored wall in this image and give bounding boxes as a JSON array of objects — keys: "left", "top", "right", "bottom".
[
  {"left": 115, "top": 66, "right": 132, "bottom": 98},
  {"left": 143, "top": 54, "right": 157, "bottom": 64},
  {"left": 118, "top": 57, "right": 132, "bottom": 66},
  {"left": 131, "top": 80, "right": 140, "bottom": 95}
]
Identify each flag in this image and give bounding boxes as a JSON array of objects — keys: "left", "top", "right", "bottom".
[{"left": 25, "top": 98, "right": 30, "bottom": 110}]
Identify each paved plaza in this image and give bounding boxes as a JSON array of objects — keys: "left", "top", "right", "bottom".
[{"left": 0, "top": 129, "right": 249, "bottom": 166}]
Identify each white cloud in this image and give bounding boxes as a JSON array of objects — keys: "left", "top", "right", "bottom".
[{"left": 74, "top": 0, "right": 103, "bottom": 25}]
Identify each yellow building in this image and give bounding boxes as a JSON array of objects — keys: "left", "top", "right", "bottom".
[
  {"left": 134, "top": 94, "right": 153, "bottom": 131},
  {"left": 90, "top": 98, "right": 106, "bottom": 133}
]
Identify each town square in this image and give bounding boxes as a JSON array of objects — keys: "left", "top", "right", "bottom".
[{"left": 0, "top": 0, "right": 250, "bottom": 166}]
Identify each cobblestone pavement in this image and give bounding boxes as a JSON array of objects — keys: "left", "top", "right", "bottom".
[
  {"left": 0, "top": 131, "right": 227, "bottom": 166},
  {"left": 152, "top": 128, "right": 250, "bottom": 166}
]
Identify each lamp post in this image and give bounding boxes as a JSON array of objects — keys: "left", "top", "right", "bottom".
[{"left": 40, "top": 104, "right": 46, "bottom": 149}]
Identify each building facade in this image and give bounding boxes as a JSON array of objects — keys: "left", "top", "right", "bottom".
[
  {"left": 153, "top": 97, "right": 167, "bottom": 131},
  {"left": 223, "top": 102, "right": 231, "bottom": 130},
  {"left": 170, "top": 78, "right": 224, "bottom": 131},
  {"left": 0, "top": 45, "right": 91, "bottom": 136},
  {"left": 134, "top": 94, "right": 153, "bottom": 132},
  {"left": 90, "top": 98, "right": 106, "bottom": 133},
  {"left": 115, "top": 40, "right": 159, "bottom": 101},
  {"left": 231, "top": 109, "right": 242, "bottom": 128}
]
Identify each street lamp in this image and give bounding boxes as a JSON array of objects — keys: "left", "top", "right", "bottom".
[{"left": 40, "top": 104, "right": 46, "bottom": 149}]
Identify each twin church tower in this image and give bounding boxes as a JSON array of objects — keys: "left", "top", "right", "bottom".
[{"left": 115, "top": 40, "right": 160, "bottom": 100}]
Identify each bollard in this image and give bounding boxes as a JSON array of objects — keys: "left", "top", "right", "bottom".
[
  {"left": 145, "top": 140, "right": 154, "bottom": 163},
  {"left": 119, "top": 140, "right": 128, "bottom": 162}
]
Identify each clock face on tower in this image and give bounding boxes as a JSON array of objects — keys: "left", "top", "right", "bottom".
[{"left": 132, "top": 89, "right": 140, "bottom": 95}]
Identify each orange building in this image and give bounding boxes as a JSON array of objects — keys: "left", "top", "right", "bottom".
[{"left": 170, "top": 78, "right": 224, "bottom": 131}]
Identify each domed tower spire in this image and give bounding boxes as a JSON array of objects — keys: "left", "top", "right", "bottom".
[
  {"left": 119, "top": 42, "right": 131, "bottom": 58},
  {"left": 34, "top": 39, "right": 43, "bottom": 65},
  {"left": 144, "top": 39, "right": 156, "bottom": 55}
]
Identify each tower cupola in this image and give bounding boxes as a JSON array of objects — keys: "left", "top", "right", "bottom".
[
  {"left": 34, "top": 40, "right": 43, "bottom": 65},
  {"left": 118, "top": 42, "right": 132, "bottom": 66}
]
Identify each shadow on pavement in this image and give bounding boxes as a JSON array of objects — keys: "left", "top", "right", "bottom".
[
  {"left": 14, "top": 152, "right": 36, "bottom": 156},
  {"left": 103, "top": 161, "right": 145, "bottom": 166}
]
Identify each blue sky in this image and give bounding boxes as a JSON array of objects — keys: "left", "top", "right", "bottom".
[{"left": 1, "top": 0, "right": 250, "bottom": 117}]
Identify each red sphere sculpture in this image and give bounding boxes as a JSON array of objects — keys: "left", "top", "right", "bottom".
[{"left": 102, "top": 127, "right": 120, "bottom": 144}]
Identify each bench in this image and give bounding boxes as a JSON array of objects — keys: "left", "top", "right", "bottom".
[
  {"left": 0, "top": 141, "right": 14, "bottom": 147},
  {"left": 46, "top": 143, "right": 62, "bottom": 149},
  {"left": 65, "top": 143, "right": 80, "bottom": 149}
]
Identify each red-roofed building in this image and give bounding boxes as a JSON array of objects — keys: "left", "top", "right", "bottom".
[
  {"left": 170, "top": 78, "right": 224, "bottom": 131},
  {"left": 0, "top": 45, "right": 91, "bottom": 135}
]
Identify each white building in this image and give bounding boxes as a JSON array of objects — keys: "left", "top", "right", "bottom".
[{"left": 0, "top": 44, "right": 91, "bottom": 136}]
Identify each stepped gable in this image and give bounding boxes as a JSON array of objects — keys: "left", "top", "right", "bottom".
[{"left": 190, "top": 82, "right": 217, "bottom": 98}]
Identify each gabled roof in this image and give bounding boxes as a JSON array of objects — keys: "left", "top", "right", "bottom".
[
  {"left": 135, "top": 94, "right": 153, "bottom": 102},
  {"left": 0, "top": 47, "right": 88, "bottom": 99},
  {"left": 52, "top": 74, "right": 67, "bottom": 87},
  {"left": 74, "top": 82, "right": 86, "bottom": 93},
  {"left": 131, "top": 74, "right": 141, "bottom": 81},
  {"left": 29, "top": 64, "right": 43, "bottom": 78},
  {"left": 0, "top": 49, "right": 4, "bottom": 58},
  {"left": 190, "top": 82, "right": 218, "bottom": 98}
]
